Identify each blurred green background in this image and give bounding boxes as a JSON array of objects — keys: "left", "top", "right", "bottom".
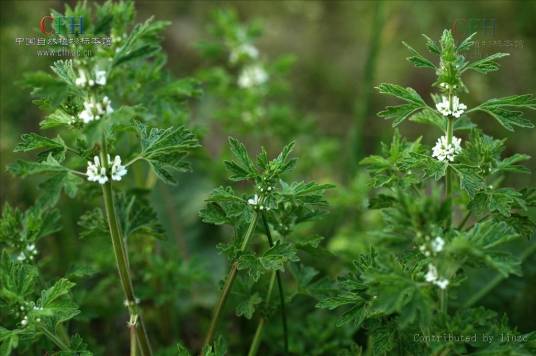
[{"left": 1, "top": 0, "right": 535, "bottom": 354}]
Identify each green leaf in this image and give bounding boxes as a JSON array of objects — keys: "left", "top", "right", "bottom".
[
  {"left": 176, "top": 341, "right": 192, "bottom": 356},
  {"left": 316, "top": 292, "right": 362, "bottom": 310},
  {"left": 0, "top": 203, "right": 62, "bottom": 246},
  {"left": 479, "top": 108, "right": 533, "bottom": 131},
  {"left": 37, "top": 278, "right": 80, "bottom": 326},
  {"left": 224, "top": 137, "right": 257, "bottom": 181},
  {"left": 37, "top": 172, "right": 83, "bottom": 208},
  {"left": 452, "top": 165, "right": 485, "bottom": 198},
  {"left": 259, "top": 242, "right": 299, "bottom": 271},
  {"left": 469, "top": 188, "right": 527, "bottom": 217},
  {"left": 0, "top": 327, "right": 18, "bottom": 356},
  {"left": 116, "top": 192, "right": 165, "bottom": 240},
  {"left": 271, "top": 141, "right": 297, "bottom": 176},
  {"left": 156, "top": 78, "right": 202, "bottom": 99},
  {"left": 50, "top": 60, "right": 77, "bottom": 86},
  {"left": 39, "top": 278, "right": 76, "bottom": 307},
  {"left": 463, "top": 52, "right": 509, "bottom": 74},
  {"left": 376, "top": 83, "right": 426, "bottom": 105},
  {"left": 136, "top": 122, "right": 199, "bottom": 185},
  {"left": 14, "top": 133, "right": 66, "bottom": 158},
  {"left": 379, "top": 103, "right": 424, "bottom": 127},
  {"left": 362, "top": 261, "right": 432, "bottom": 328},
  {"left": 402, "top": 41, "right": 435, "bottom": 69},
  {"left": 202, "top": 335, "right": 227, "bottom": 356},
  {"left": 237, "top": 254, "right": 264, "bottom": 282},
  {"left": 279, "top": 181, "right": 333, "bottom": 207},
  {"left": 376, "top": 84, "right": 427, "bottom": 126},
  {"left": 40, "top": 110, "right": 76, "bottom": 129},
  {"left": 199, "top": 203, "right": 230, "bottom": 226},
  {"left": 450, "top": 221, "right": 521, "bottom": 277},
  {"left": 113, "top": 18, "right": 170, "bottom": 66},
  {"left": 8, "top": 154, "right": 67, "bottom": 178},
  {"left": 470, "top": 94, "right": 536, "bottom": 131},
  {"left": 200, "top": 186, "right": 248, "bottom": 228},
  {"left": 457, "top": 32, "right": 477, "bottom": 52},
  {"left": 493, "top": 153, "right": 530, "bottom": 174},
  {"left": 0, "top": 251, "right": 39, "bottom": 301},
  {"left": 421, "top": 34, "right": 440, "bottom": 54},
  {"left": 235, "top": 292, "right": 262, "bottom": 319},
  {"left": 78, "top": 208, "right": 107, "bottom": 239}
]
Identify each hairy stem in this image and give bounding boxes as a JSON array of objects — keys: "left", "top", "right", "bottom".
[
  {"left": 441, "top": 91, "right": 455, "bottom": 314},
  {"left": 252, "top": 213, "right": 288, "bottom": 354},
  {"left": 445, "top": 106, "right": 454, "bottom": 230},
  {"left": 464, "top": 241, "right": 536, "bottom": 308},
  {"left": 202, "top": 212, "right": 259, "bottom": 350},
  {"left": 440, "top": 289, "right": 447, "bottom": 314},
  {"left": 130, "top": 326, "right": 137, "bottom": 356},
  {"left": 100, "top": 137, "right": 153, "bottom": 356},
  {"left": 41, "top": 326, "right": 71, "bottom": 352},
  {"left": 247, "top": 271, "right": 277, "bottom": 356},
  {"left": 457, "top": 210, "right": 471, "bottom": 230}
]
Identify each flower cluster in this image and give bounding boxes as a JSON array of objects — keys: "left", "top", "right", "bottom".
[
  {"left": 435, "top": 95, "right": 467, "bottom": 118},
  {"left": 16, "top": 243, "right": 37, "bottom": 262},
  {"left": 75, "top": 68, "right": 107, "bottom": 88},
  {"left": 418, "top": 236, "right": 445, "bottom": 257},
  {"left": 432, "top": 135, "right": 462, "bottom": 162},
  {"left": 247, "top": 193, "right": 271, "bottom": 211},
  {"left": 86, "top": 155, "right": 127, "bottom": 184},
  {"left": 247, "top": 183, "right": 276, "bottom": 211},
  {"left": 86, "top": 156, "right": 108, "bottom": 184},
  {"left": 238, "top": 65, "right": 268, "bottom": 88},
  {"left": 425, "top": 264, "right": 449, "bottom": 289},
  {"left": 19, "top": 305, "right": 43, "bottom": 327},
  {"left": 79, "top": 96, "right": 114, "bottom": 124},
  {"left": 229, "top": 43, "right": 259, "bottom": 64}
]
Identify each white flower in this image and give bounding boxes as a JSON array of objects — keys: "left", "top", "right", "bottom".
[
  {"left": 108, "top": 154, "right": 127, "bottom": 181},
  {"left": 230, "top": 43, "right": 259, "bottom": 64},
  {"left": 102, "top": 96, "right": 113, "bottom": 114},
  {"left": 431, "top": 236, "right": 445, "bottom": 253},
  {"left": 425, "top": 264, "right": 450, "bottom": 289},
  {"left": 86, "top": 156, "right": 108, "bottom": 185},
  {"left": 432, "top": 135, "right": 462, "bottom": 162},
  {"left": 435, "top": 96, "right": 450, "bottom": 116},
  {"left": 238, "top": 65, "right": 268, "bottom": 88},
  {"left": 21, "top": 316, "right": 28, "bottom": 327},
  {"left": 435, "top": 95, "right": 467, "bottom": 117},
  {"left": 17, "top": 252, "right": 26, "bottom": 262},
  {"left": 419, "top": 244, "right": 431, "bottom": 257},
  {"left": 75, "top": 69, "right": 87, "bottom": 87},
  {"left": 79, "top": 96, "right": 113, "bottom": 124},
  {"left": 435, "top": 278, "right": 449, "bottom": 289},
  {"left": 425, "top": 264, "right": 438, "bottom": 283},
  {"left": 95, "top": 69, "right": 107, "bottom": 86},
  {"left": 451, "top": 96, "right": 467, "bottom": 118},
  {"left": 79, "top": 97, "right": 98, "bottom": 123},
  {"left": 75, "top": 68, "right": 107, "bottom": 87},
  {"left": 248, "top": 194, "right": 260, "bottom": 206}
]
